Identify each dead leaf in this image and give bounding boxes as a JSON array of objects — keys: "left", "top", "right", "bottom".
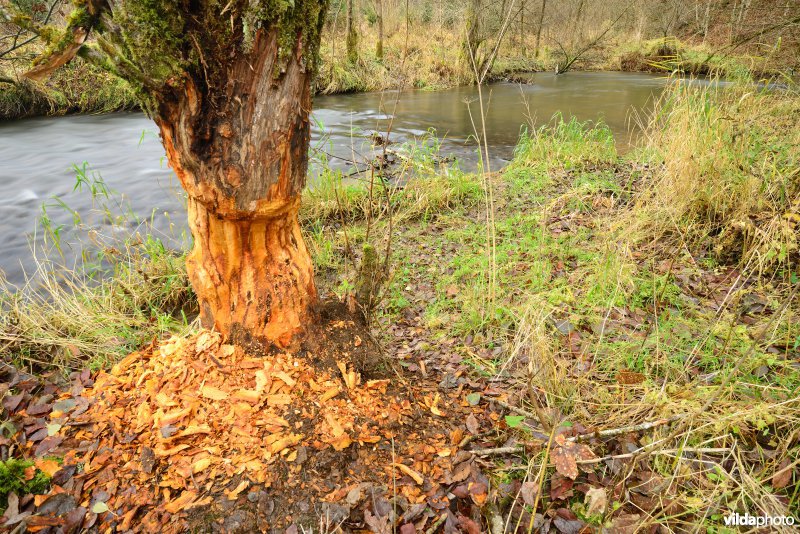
[
  {"left": 466, "top": 414, "right": 480, "bottom": 434},
  {"left": 34, "top": 458, "right": 61, "bottom": 477},
  {"left": 772, "top": 458, "right": 794, "bottom": 489},
  {"left": 520, "top": 481, "right": 538, "bottom": 507},
  {"left": 551, "top": 434, "right": 596, "bottom": 480},
  {"left": 584, "top": 486, "right": 607, "bottom": 516},
  {"left": 224, "top": 480, "right": 249, "bottom": 500}
]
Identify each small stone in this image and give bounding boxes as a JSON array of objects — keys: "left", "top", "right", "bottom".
[{"left": 247, "top": 491, "right": 259, "bottom": 503}]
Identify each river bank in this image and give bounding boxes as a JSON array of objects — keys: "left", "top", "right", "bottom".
[
  {"left": 1, "top": 77, "right": 798, "bottom": 530},
  {"left": 0, "top": 33, "right": 783, "bottom": 121}
]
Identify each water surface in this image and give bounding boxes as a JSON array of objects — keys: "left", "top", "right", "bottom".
[{"left": 0, "top": 71, "right": 669, "bottom": 284}]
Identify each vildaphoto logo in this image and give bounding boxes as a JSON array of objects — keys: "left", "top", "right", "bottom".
[{"left": 724, "top": 512, "right": 796, "bottom": 527}]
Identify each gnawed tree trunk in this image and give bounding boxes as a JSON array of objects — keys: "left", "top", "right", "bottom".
[
  {"left": 155, "top": 30, "right": 319, "bottom": 348},
  {"left": 12, "top": 1, "right": 329, "bottom": 348}
]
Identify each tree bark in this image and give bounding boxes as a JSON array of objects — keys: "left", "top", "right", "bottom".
[
  {"left": 462, "top": 0, "right": 483, "bottom": 70},
  {"left": 535, "top": 0, "right": 546, "bottom": 58},
  {"left": 376, "top": 0, "right": 384, "bottom": 59},
  {"left": 347, "top": 0, "right": 359, "bottom": 63},
  {"left": 155, "top": 30, "right": 318, "bottom": 348}
]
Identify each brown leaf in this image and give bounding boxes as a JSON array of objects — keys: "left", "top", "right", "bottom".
[
  {"left": 457, "top": 514, "right": 481, "bottom": 534},
  {"left": 34, "top": 435, "right": 63, "bottom": 457},
  {"left": 584, "top": 486, "right": 607, "bottom": 516},
  {"left": 364, "top": 509, "right": 391, "bottom": 534},
  {"left": 551, "top": 446, "right": 578, "bottom": 480},
  {"left": 550, "top": 474, "right": 574, "bottom": 501},
  {"left": 1, "top": 493, "right": 30, "bottom": 526},
  {"left": 772, "top": 458, "right": 794, "bottom": 489},
  {"left": 34, "top": 458, "right": 61, "bottom": 477},
  {"left": 465, "top": 414, "right": 479, "bottom": 435},
  {"left": 520, "top": 481, "right": 538, "bottom": 507}
]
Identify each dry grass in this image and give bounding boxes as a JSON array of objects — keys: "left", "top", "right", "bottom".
[{"left": 625, "top": 78, "right": 800, "bottom": 275}]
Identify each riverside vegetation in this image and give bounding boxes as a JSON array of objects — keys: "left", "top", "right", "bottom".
[
  {"left": 2, "top": 0, "right": 798, "bottom": 119},
  {"left": 1, "top": 75, "right": 798, "bottom": 530}
]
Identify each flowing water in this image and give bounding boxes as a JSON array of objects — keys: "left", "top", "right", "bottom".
[{"left": 0, "top": 71, "right": 670, "bottom": 285}]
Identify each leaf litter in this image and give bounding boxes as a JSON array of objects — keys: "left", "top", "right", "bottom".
[{"left": 0, "top": 323, "right": 513, "bottom": 533}]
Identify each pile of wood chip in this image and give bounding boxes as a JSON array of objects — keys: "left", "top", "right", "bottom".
[{"left": 49, "top": 330, "right": 413, "bottom": 531}]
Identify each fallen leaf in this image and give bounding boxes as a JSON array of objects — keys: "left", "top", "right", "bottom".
[
  {"left": 92, "top": 501, "right": 110, "bottom": 514},
  {"left": 584, "top": 486, "right": 607, "bottom": 516},
  {"left": 466, "top": 414, "right": 480, "bottom": 434},
  {"left": 520, "top": 481, "right": 538, "bottom": 507},
  {"left": 224, "top": 481, "right": 248, "bottom": 500},
  {"left": 772, "top": 458, "right": 793, "bottom": 489},
  {"left": 164, "top": 490, "right": 198, "bottom": 513}
]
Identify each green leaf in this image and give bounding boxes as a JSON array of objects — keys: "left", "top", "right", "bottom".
[
  {"left": 466, "top": 393, "right": 481, "bottom": 406},
  {"left": 92, "top": 501, "right": 109, "bottom": 514},
  {"left": 505, "top": 415, "right": 525, "bottom": 428},
  {"left": 46, "top": 423, "right": 62, "bottom": 437}
]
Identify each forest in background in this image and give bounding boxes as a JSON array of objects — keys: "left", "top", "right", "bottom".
[{"left": 1, "top": 0, "right": 799, "bottom": 119}]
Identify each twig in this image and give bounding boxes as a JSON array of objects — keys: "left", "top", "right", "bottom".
[
  {"left": 425, "top": 513, "right": 447, "bottom": 534},
  {"left": 492, "top": 398, "right": 536, "bottom": 419},
  {"left": 569, "top": 415, "right": 683, "bottom": 442},
  {"left": 500, "top": 447, "right": 733, "bottom": 470},
  {"left": 471, "top": 445, "right": 523, "bottom": 456}
]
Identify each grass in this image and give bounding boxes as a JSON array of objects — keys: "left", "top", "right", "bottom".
[
  {"left": 613, "top": 37, "right": 766, "bottom": 79},
  {"left": 0, "top": 58, "right": 137, "bottom": 120},
  {"left": 316, "top": 80, "right": 799, "bottom": 529},
  {"left": 625, "top": 77, "right": 800, "bottom": 274},
  {"left": 0, "top": 171, "right": 193, "bottom": 372}
]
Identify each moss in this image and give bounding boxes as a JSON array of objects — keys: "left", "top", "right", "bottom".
[
  {"left": 114, "top": 0, "right": 187, "bottom": 86},
  {"left": 0, "top": 459, "right": 51, "bottom": 510},
  {"left": 244, "top": 0, "right": 329, "bottom": 75}
]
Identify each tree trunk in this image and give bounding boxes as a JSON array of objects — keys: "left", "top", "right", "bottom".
[
  {"left": 462, "top": 0, "right": 483, "bottom": 70},
  {"left": 155, "top": 30, "right": 318, "bottom": 348},
  {"left": 520, "top": 0, "right": 527, "bottom": 57},
  {"left": 376, "top": 0, "right": 384, "bottom": 59},
  {"left": 535, "top": 0, "right": 547, "bottom": 58},
  {"left": 347, "top": 0, "right": 359, "bottom": 63}
]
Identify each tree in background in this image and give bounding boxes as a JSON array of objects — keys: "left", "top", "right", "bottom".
[
  {"left": 1, "top": 0, "right": 329, "bottom": 348},
  {"left": 346, "top": 0, "right": 359, "bottom": 63},
  {"left": 534, "top": 0, "right": 546, "bottom": 58},
  {"left": 375, "top": 0, "right": 384, "bottom": 59}
]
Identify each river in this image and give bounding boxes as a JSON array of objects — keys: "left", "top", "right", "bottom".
[{"left": 0, "top": 71, "right": 669, "bottom": 285}]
